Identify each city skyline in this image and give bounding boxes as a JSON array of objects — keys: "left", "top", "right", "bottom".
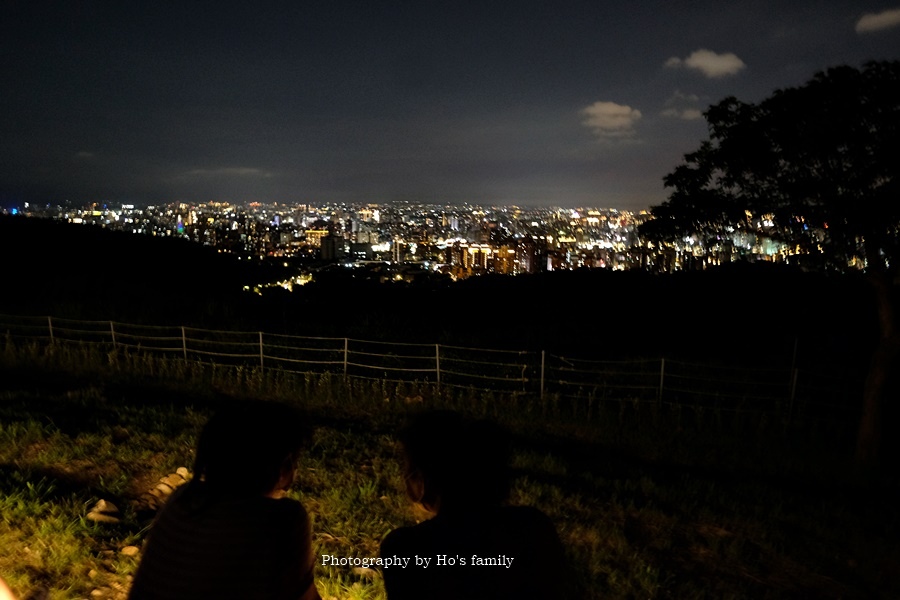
[
  {"left": 2, "top": 1, "right": 899, "bottom": 210},
  {"left": 5, "top": 197, "right": 821, "bottom": 286}
]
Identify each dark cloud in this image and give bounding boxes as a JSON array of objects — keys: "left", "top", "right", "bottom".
[{"left": 1, "top": 1, "right": 897, "bottom": 210}]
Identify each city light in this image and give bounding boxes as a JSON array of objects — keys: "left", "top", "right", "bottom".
[{"left": 8, "top": 199, "right": 855, "bottom": 291}]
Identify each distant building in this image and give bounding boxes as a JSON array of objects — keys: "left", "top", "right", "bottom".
[
  {"left": 320, "top": 234, "right": 345, "bottom": 261},
  {"left": 517, "top": 236, "right": 537, "bottom": 274},
  {"left": 493, "top": 245, "right": 516, "bottom": 274},
  {"left": 305, "top": 229, "right": 329, "bottom": 248},
  {"left": 350, "top": 242, "right": 373, "bottom": 261}
]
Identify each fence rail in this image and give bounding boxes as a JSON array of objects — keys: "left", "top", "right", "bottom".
[{"left": 0, "top": 313, "right": 862, "bottom": 422}]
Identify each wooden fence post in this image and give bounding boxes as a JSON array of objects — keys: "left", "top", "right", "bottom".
[
  {"left": 540, "top": 350, "right": 545, "bottom": 401},
  {"left": 259, "top": 332, "right": 264, "bottom": 369},
  {"left": 435, "top": 344, "right": 441, "bottom": 390},
  {"left": 343, "top": 338, "right": 349, "bottom": 378},
  {"left": 658, "top": 358, "right": 665, "bottom": 404},
  {"left": 182, "top": 326, "right": 188, "bottom": 361},
  {"left": 48, "top": 316, "right": 54, "bottom": 343},
  {"left": 110, "top": 321, "right": 116, "bottom": 347}
]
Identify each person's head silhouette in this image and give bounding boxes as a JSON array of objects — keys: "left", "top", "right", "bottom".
[
  {"left": 398, "top": 410, "right": 510, "bottom": 514},
  {"left": 191, "top": 401, "right": 311, "bottom": 499}
]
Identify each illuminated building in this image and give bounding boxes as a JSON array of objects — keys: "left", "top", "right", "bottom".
[{"left": 305, "top": 229, "right": 329, "bottom": 247}]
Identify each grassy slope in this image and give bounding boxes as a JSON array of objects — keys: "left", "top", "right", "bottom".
[{"left": 0, "top": 343, "right": 898, "bottom": 599}]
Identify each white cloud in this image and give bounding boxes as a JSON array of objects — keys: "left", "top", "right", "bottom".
[
  {"left": 665, "top": 49, "right": 746, "bottom": 78},
  {"left": 581, "top": 101, "right": 642, "bottom": 138},
  {"left": 661, "top": 91, "right": 704, "bottom": 120},
  {"left": 661, "top": 108, "right": 703, "bottom": 120},
  {"left": 856, "top": 8, "right": 900, "bottom": 32}
]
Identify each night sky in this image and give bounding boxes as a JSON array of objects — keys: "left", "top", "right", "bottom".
[{"left": 2, "top": 1, "right": 898, "bottom": 210}]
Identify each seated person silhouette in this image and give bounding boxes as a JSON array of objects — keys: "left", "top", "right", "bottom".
[
  {"left": 129, "top": 401, "right": 321, "bottom": 600},
  {"left": 379, "top": 411, "right": 568, "bottom": 600}
]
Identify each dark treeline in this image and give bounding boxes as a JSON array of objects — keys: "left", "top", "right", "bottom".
[
  {"left": 0, "top": 215, "right": 878, "bottom": 374},
  {"left": 2, "top": 215, "right": 259, "bottom": 324}
]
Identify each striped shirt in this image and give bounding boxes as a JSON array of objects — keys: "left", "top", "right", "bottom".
[{"left": 129, "top": 486, "right": 320, "bottom": 600}]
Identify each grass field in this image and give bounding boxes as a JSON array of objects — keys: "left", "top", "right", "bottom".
[{"left": 1, "top": 341, "right": 898, "bottom": 599}]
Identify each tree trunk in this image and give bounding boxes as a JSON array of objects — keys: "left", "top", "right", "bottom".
[{"left": 856, "top": 273, "right": 900, "bottom": 467}]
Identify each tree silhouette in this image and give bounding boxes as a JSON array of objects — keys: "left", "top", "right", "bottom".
[{"left": 641, "top": 61, "right": 900, "bottom": 465}]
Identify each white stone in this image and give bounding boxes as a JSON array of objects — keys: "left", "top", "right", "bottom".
[
  {"left": 161, "top": 474, "right": 185, "bottom": 488},
  {"left": 93, "top": 499, "right": 120, "bottom": 515},
  {"left": 86, "top": 511, "right": 121, "bottom": 524}
]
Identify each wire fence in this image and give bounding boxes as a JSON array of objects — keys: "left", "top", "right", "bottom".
[{"left": 0, "top": 313, "right": 862, "bottom": 423}]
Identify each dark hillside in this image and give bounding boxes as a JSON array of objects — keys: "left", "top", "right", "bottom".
[
  {"left": 270, "top": 264, "right": 877, "bottom": 371},
  {"left": 0, "top": 216, "right": 880, "bottom": 372},
  {"left": 0, "top": 215, "right": 258, "bottom": 326}
]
